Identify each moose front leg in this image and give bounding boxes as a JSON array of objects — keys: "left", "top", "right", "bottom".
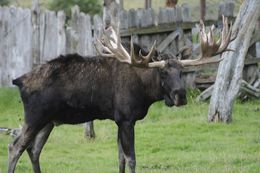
[
  {"left": 118, "top": 131, "right": 126, "bottom": 173},
  {"left": 117, "top": 121, "right": 136, "bottom": 173}
]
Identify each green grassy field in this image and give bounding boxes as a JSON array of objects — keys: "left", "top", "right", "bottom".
[{"left": 0, "top": 87, "right": 260, "bottom": 173}]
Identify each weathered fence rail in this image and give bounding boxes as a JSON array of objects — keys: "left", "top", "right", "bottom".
[{"left": 0, "top": 2, "right": 258, "bottom": 87}]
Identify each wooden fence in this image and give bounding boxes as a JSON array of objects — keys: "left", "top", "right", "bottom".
[{"left": 0, "top": 2, "right": 258, "bottom": 87}]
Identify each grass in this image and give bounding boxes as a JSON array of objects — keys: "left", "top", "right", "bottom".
[{"left": 0, "top": 87, "right": 260, "bottom": 173}]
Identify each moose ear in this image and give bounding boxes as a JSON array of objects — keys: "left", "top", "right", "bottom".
[{"left": 177, "top": 46, "right": 192, "bottom": 60}]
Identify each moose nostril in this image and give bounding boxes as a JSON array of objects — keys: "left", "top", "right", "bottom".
[
  {"left": 172, "top": 88, "right": 186, "bottom": 98},
  {"left": 173, "top": 88, "right": 184, "bottom": 94}
]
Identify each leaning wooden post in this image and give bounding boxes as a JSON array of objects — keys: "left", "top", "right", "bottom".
[
  {"left": 32, "top": 0, "right": 40, "bottom": 66},
  {"left": 208, "top": 0, "right": 260, "bottom": 123}
]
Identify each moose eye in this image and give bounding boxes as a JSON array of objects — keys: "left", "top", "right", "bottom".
[
  {"left": 161, "top": 81, "right": 165, "bottom": 86},
  {"left": 161, "top": 71, "right": 168, "bottom": 78}
]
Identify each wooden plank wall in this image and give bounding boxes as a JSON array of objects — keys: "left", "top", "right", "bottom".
[
  {"left": 0, "top": 6, "right": 32, "bottom": 86},
  {"left": 0, "top": 2, "right": 251, "bottom": 87},
  {"left": 0, "top": 5, "right": 95, "bottom": 86}
]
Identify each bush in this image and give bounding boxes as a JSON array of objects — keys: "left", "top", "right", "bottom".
[
  {"left": 48, "top": 0, "right": 102, "bottom": 16},
  {"left": 0, "top": 0, "right": 10, "bottom": 6}
]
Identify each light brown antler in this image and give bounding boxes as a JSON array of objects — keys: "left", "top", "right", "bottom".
[
  {"left": 95, "top": 25, "right": 131, "bottom": 63},
  {"left": 95, "top": 25, "right": 166, "bottom": 68},
  {"left": 179, "top": 15, "right": 238, "bottom": 67}
]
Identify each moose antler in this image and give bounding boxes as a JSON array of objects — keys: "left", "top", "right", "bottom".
[
  {"left": 95, "top": 25, "right": 166, "bottom": 68},
  {"left": 179, "top": 15, "right": 238, "bottom": 66},
  {"left": 94, "top": 25, "right": 131, "bottom": 63}
]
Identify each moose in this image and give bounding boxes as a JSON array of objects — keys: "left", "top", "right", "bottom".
[{"left": 8, "top": 16, "right": 236, "bottom": 173}]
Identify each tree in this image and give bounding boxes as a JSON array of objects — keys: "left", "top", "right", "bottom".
[
  {"left": 165, "top": 0, "right": 178, "bottom": 7},
  {"left": 145, "top": 0, "right": 152, "bottom": 9},
  {"left": 48, "top": 0, "right": 102, "bottom": 16},
  {"left": 0, "top": 0, "right": 10, "bottom": 6},
  {"left": 200, "top": 0, "right": 206, "bottom": 20},
  {"left": 208, "top": 0, "right": 260, "bottom": 123}
]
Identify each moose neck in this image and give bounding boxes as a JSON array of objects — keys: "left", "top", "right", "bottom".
[{"left": 134, "top": 67, "right": 164, "bottom": 104}]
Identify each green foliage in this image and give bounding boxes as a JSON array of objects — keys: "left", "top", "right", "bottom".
[
  {"left": 0, "top": 0, "right": 10, "bottom": 6},
  {"left": 187, "top": 88, "right": 201, "bottom": 101},
  {"left": 48, "top": 0, "right": 102, "bottom": 17},
  {"left": 0, "top": 88, "right": 260, "bottom": 173}
]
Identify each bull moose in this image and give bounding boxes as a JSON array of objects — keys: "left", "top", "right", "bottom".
[{"left": 8, "top": 16, "right": 236, "bottom": 173}]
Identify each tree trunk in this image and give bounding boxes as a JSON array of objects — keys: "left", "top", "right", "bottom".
[
  {"left": 208, "top": 0, "right": 260, "bottom": 123},
  {"left": 165, "top": 0, "right": 178, "bottom": 8},
  {"left": 145, "top": 0, "right": 152, "bottom": 9},
  {"left": 200, "top": 0, "right": 206, "bottom": 21}
]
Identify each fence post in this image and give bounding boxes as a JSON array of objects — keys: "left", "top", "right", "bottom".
[
  {"left": 103, "top": 0, "right": 120, "bottom": 28},
  {"left": 57, "top": 11, "right": 66, "bottom": 55},
  {"left": 218, "top": 2, "right": 235, "bottom": 19}
]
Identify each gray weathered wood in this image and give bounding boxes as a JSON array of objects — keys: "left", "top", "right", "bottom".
[
  {"left": 136, "top": 8, "right": 144, "bottom": 28},
  {"left": 141, "top": 8, "right": 155, "bottom": 27},
  {"left": 0, "top": 6, "right": 32, "bottom": 86},
  {"left": 32, "top": 0, "right": 40, "bottom": 66},
  {"left": 93, "top": 15, "right": 103, "bottom": 55},
  {"left": 40, "top": 10, "right": 59, "bottom": 62},
  {"left": 240, "top": 80, "right": 260, "bottom": 98},
  {"left": 218, "top": 2, "right": 235, "bottom": 19},
  {"left": 103, "top": 1, "right": 120, "bottom": 28},
  {"left": 119, "top": 9, "right": 128, "bottom": 29},
  {"left": 208, "top": 0, "right": 260, "bottom": 123},
  {"left": 157, "top": 29, "right": 182, "bottom": 52},
  {"left": 205, "top": 4, "right": 218, "bottom": 21},
  {"left": 172, "top": 6, "right": 182, "bottom": 22},
  {"left": 115, "top": 0, "right": 124, "bottom": 9},
  {"left": 256, "top": 42, "right": 260, "bottom": 58},
  {"left": 65, "top": 27, "right": 78, "bottom": 54},
  {"left": 128, "top": 9, "right": 138, "bottom": 28},
  {"left": 158, "top": 8, "right": 170, "bottom": 25},
  {"left": 196, "top": 85, "right": 214, "bottom": 101},
  {"left": 71, "top": 6, "right": 93, "bottom": 56},
  {"left": 57, "top": 11, "right": 66, "bottom": 56},
  {"left": 181, "top": 3, "right": 191, "bottom": 22}
]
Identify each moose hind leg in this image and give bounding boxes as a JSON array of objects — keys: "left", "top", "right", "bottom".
[
  {"left": 27, "top": 123, "right": 54, "bottom": 173},
  {"left": 84, "top": 121, "right": 95, "bottom": 139},
  {"left": 8, "top": 123, "right": 43, "bottom": 173}
]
